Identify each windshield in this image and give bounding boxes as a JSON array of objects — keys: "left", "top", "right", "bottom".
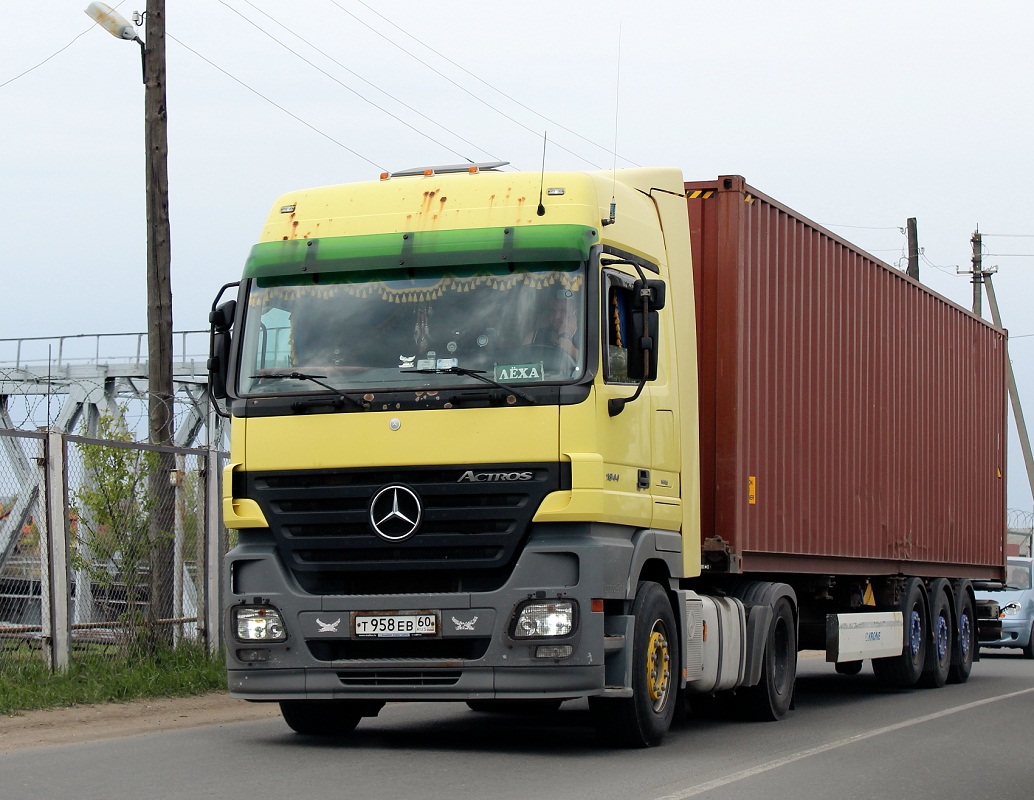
[
  {"left": 1007, "top": 560, "right": 1033, "bottom": 590},
  {"left": 238, "top": 262, "right": 586, "bottom": 396}
]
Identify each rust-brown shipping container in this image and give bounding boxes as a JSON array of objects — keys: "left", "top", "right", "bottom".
[{"left": 687, "top": 176, "right": 1007, "bottom": 581}]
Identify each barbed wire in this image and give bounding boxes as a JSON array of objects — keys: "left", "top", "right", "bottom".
[
  {"left": 1009, "top": 508, "right": 1034, "bottom": 531},
  {"left": 0, "top": 374, "right": 215, "bottom": 446}
]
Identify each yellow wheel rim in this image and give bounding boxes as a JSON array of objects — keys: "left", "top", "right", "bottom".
[{"left": 647, "top": 627, "right": 672, "bottom": 708}]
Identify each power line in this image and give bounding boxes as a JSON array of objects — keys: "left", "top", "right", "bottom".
[
  {"left": 1, "top": 1, "right": 135, "bottom": 90},
  {"left": 1, "top": 26, "right": 93, "bottom": 89},
  {"left": 329, "top": 0, "right": 604, "bottom": 169},
  {"left": 222, "top": 0, "right": 495, "bottom": 164},
  {"left": 167, "top": 33, "right": 385, "bottom": 171},
  {"left": 350, "top": 0, "right": 625, "bottom": 165},
  {"left": 821, "top": 223, "right": 904, "bottom": 232},
  {"left": 920, "top": 252, "right": 963, "bottom": 277}
]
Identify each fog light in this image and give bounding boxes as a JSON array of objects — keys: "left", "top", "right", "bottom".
[
  {"left": 514, "top": 600, "right": 574, "bottom": 638},
  {"left": 536, "top": 645, "right": 574, "bottom": 659},
  {"left": 234, "top": 606, "right": 287, "bottom": 642},
  {"left": 237, "top": 648, "right": 270, "bottom": 662}
]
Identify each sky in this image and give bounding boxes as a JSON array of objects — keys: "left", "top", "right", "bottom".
[{"left": 2, "top": 1, "right": 1033, "bottom": 514}]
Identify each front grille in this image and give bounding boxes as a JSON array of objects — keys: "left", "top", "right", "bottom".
[
  {"left": 308, "top": 638, "right": 490, "bottom": 662},
  {"left": 244, "top": 463, "right": 564, "bottom": 593},
  {"left": 336, "top": 671, "right": 462, "bottom": 687}
]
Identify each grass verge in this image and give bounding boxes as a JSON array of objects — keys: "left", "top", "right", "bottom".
[{"left": 0, "top": 643, "right": 226, "bottom": 716}]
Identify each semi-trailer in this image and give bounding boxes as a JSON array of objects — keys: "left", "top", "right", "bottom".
[{"left": 209, "top": 164, "right": 1007, "bottom": 746}]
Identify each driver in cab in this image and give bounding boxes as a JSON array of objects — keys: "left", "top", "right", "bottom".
[{"left": 525, "top": 287, "right": 580, "bottom": 374}]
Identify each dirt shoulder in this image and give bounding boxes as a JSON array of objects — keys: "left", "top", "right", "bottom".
[{"left": 0, "top": 693, "right": 281, "bottom": 752}]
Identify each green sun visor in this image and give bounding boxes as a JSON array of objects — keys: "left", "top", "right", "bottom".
[{"left": 243, "top": 224, "right": 599, "bottom": 279}]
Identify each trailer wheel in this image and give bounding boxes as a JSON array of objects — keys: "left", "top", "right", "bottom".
[
  {"left": 919, "top": 581, "right": 953, "bottom": 688},
  {"left": 948, "top": 590, "right": 975, "bottom": 683},
  {"left": 590, "top": 582, "right": 679, "bottom": 747},
  {"left": 279, "top": 700, "right": 383, "bottom": 736},
  {"left": 873, "top": 578, "right": 927, "bottom": 688},
  {"left": 737, "top": 596, "right": 796, "bottom": 721}
]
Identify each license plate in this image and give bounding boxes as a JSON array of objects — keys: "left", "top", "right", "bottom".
[{"left": 353, "top": 611, "right": 438, "bottom": 638}]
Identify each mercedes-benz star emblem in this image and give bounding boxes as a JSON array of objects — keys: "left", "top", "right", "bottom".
[{"left": 369, "top": 485, "right": 423, "bottom": 541}]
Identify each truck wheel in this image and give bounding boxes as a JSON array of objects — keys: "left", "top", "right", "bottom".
[
  {"left": 948, "top": 591, "right": 975, "bottom": 683},
  {"left": 279, "top": 700, "right": 383, "bottom": 736},
  {"left": 873, "top": 578, "right": 927, "bottom": 688},
  {"left": 1022, "top": 624, "right": 1034, "bottom": 660},
  {"left": 919, "top": 581, "right": 952, "bottom": 688},
  {"left": 834, "top": 660, "right": 863, "bottom": 676},
  {"left": 590, "top": 582, "right": 679, "bottom": 747},
  {"left": 737, "top": 596, "right": 796, "bottom": 720}
]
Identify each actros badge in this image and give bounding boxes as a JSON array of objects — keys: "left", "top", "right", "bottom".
[{"left": 369, "top": 485, "right": 423, "bottom": 541}]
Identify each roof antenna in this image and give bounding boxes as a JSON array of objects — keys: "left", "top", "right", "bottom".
[
  {"left": 602, "top": 23, "right": 621, "bottom": 227},
  {"left": 537, "top": 131, "right": 548, "bottom": 216}
]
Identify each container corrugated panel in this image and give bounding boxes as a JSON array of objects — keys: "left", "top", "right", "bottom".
[{"left": 687, "top": 176, "right": 1007, "bottom": 579}]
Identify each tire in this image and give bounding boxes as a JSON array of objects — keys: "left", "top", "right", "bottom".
[
  {"left": 919, "top": 580, "right": 952, "bottom": 689},
  {"left": 872, "top": 578, "right": 927, "bottom": 688},
  {"left": 279, "top": 700, "right": 383, "bottom": 736},
  {"left": 1022, "top": 623, "right": 1034, "bottom": 660},
  {"left": 835, "top": 660, "right": 863, "bottom": 676},
  {"left": 590, "top": 582, "right": 679, "bottom": 748},
  {"left": 736, "top": 596, "right": 797, "bottom": 721},
  {"left": 466, "top": 700, "right": 564, "bottom": 715},
  {"left": 948, "top": 589, "right": 975, "bottom": 684}
]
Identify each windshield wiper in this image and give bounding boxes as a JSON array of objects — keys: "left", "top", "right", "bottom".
[
  {"left": 250, "top": 371, "right": 369, "bottom": 410},
  {"left": 412, "top": 366, "right": 536, "bottom": 405}
]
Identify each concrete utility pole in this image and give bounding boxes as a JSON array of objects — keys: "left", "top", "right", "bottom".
[
  {"left": 966, "top": 229, "right": 1000, "bottom": 317},
  {"left": 983, "top": 275, "right": 1034, "bottom": 518},
  {"left": 906, "top": 218, "right": 919, "bottom": 280},
  {"left": 971, "top": 229, "right": 983, "bottom": 316}
]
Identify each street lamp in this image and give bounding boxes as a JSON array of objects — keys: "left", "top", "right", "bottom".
[
  {"left": 85, "top": 0, "right": 176, "bottom": 635},
  {"left": 85, "top": 2, "right": 139, "bottom": 41},
  {"left": 84, "top": 3, "right": 146, "bottom": 81}
]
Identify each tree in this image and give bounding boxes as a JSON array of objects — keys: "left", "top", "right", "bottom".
[{"left": 71, "top": 413, "right": 169, "bottom": 653}]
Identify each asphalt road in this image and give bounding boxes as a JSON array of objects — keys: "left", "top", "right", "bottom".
[{"left": 3, "top": 651, "right": 1033, "bottom": 800}]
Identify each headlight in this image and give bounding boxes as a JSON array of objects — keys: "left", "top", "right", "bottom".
[
  {"left": 234, "top": 606, "right": 287, "bottom": 641},
  {"left": 513, "top": 600, "right": 575, "bottom": 638},
  {"left": 1001, "top": 602, "right": 1022, "bottom": 617}
]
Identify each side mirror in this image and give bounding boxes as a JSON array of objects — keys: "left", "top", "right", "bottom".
[
  {"left": 208, "top": 299, "right": 237, "bottom": 400},
  {"left": 210, "top": 299, "right": 236, "bottom": 332},
  {"left": 632, "top": 279, "right": 666, "bottom": 311}
]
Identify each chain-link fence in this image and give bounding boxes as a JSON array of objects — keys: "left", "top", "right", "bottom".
[{"left": 0, "top": 426, "right": 224, "bottom": 674}]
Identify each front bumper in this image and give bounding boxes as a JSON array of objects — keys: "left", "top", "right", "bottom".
[
  {"left": 223, "top": 524, "right": 662, "bottom": 701},
  {"left": 979, "top": 618, "right": 1033, "bottom": 649}
]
